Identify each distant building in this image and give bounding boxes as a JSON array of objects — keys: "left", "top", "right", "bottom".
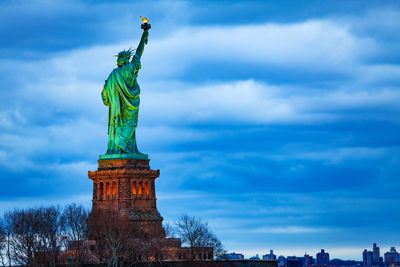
[
  {"left": 384, "top": 247, "right": 400, "bottom": 265},
  {"left": 364, "top": 249, "right": 374, "bottom": 267},
  {"left": 278, "top": 255, "right": 286, "bottom": 267},
  {"left": 363, "top": 243, "right": 384, "bottom": 267},
  {"left": 263, "top": 250, "right": 277, "bottom": 260},
  {"left": 218, "top": 252, "right": 244, "bottom": 260},
  {"left": 287, "top": 257, "right": 303, "bottom": 267},
  {"left": 373, "top": 243, "right": 380, "bottom": 264},
  {"left": 304, "top": 253, "right": 314, "bottom": 266},
  {"left": 250, "top": 254, "right": 261, "bottom": 260},
  {"left": 316, "top": 249, "right": 329, "bottom": 265}
]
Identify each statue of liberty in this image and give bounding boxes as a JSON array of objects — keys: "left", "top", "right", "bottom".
[{"left": 100, "top": 17, "right": 150, "bottom": 160}]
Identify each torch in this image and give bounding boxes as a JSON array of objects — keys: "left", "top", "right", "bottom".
[{"left": 140, "top": 16, "right": 151, "bottom": 31}]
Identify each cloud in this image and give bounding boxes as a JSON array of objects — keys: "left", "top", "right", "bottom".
[
  {"left": 141, "top": 79, "right": 400, "bottom": 125},
  {"left": 140, "top": 20, "right": 378, "bottom": 79}
]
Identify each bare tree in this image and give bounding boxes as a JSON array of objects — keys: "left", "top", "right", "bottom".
[
  {"left": 60, "top": 203, "right": 89, "bottom": 264},
  {"left": 1, "top": 213, "right": 12, "bottom": 267},
  {"left": 175, "top": 214, "right": 225, "bottom": 260},
  {"left": 0, "top": 219, "right": 6, "bottom": 267},
  {"left": 88, "top": 210, "right": 140, "bottom": 266},
  {"left": 3, "top": 206, "right": 65, "bottom": 267},
  {"left": 4, "top": 208, "right": 39, "bottom": 266},
  {"left": 35, "top": 206, "right": 65, "bottom": 266},
  {"left": 163, "top": 222, "right": 176, "bottom": 238}
]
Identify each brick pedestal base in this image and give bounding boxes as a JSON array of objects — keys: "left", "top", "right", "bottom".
[{"left": 88, "top": 158, "right": 165, "bottom": 238}]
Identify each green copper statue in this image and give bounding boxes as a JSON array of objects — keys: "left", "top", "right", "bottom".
[{"left": 100, "top": 18, "right": 151, "bottom": 160}]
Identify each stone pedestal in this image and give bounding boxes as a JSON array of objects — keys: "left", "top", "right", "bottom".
[{"left": 88, "top": 158, "right": 165, "bottom": 238}]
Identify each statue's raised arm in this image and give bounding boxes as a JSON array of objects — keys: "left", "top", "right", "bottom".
[
  {"left": 100, "top": 17, "right": 151, "bottom": 160},
  {"left": 135, "top": 16, "right": 151, "bottom": 59},
  {"left": 135, "top": 30, "right": 149, "bottom": 59}
]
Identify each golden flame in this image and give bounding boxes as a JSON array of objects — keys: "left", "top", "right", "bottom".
[{"left": 140, "top": 16, "right": 149, "bottom": 24}]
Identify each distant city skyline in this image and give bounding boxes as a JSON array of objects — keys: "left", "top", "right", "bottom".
[{"left": 228, "top": 243, "right": 400, "bottom": 262}]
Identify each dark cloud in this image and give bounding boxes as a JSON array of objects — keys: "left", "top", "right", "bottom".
[
  {"left": 0, "top": 0, "right": 186, "bottom": 58},
  {"left": 0, "top": 162, "right": 92, "bottom": 199}
]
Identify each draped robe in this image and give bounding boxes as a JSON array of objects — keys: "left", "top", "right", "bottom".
[{"left": 101, "top": 54, "right": 142, "bottom": 155}]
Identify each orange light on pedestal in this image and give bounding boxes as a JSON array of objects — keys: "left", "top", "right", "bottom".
[
  {"left": 138, "top": 182, "right": 143, "bottom": 195},
  {"left": 112, "top": 182, "right": 117, "bottom": 195},
  {"left": 106, "top": 183, "right": 111, "bottom": 196},
  {"left": 145, "top": 181, "right": 149, "bottom": 195},
  {"left": 132, "top": 182, "right": 137, "bottom": 194}
]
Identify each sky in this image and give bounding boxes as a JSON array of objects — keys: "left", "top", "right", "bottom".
[{"left": 1, "top": 0, "right": 400, "bottom": 260}]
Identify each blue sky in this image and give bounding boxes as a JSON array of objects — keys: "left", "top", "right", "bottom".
[{"left": 1, "top": 0, "right": 400, "bottom": 260}]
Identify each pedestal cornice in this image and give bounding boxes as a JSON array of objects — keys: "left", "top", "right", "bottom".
[{"left": 88, "top": 169, "right": 160, "bottom": 179}]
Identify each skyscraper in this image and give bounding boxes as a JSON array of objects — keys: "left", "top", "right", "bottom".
[
  {"left": 373, "top": 243, "right": 380, "bottom": 264},
  {"left": 316, "top": 249, "right": 329, "bottom": 266},
  {"left": 363, "top": 243, "right": 383, "bottom": 267},
  {"left": 363, "top": 249, "right": 374, "bottom": 267}
]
